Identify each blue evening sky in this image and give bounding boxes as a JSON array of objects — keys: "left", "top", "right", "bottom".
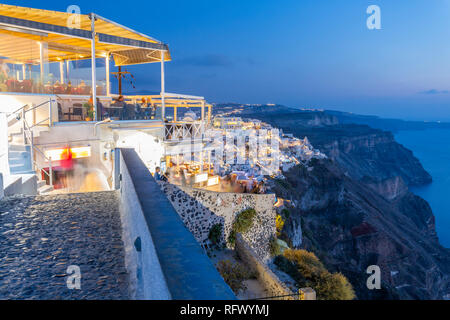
[{"left": 7, "top": 0, "right": 450, "bottom": 121}]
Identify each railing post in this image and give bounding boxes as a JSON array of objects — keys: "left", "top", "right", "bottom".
[
  {"left": 49, "top": 156, "right": 53, "bottom": 187},
  {"left": 30, "top": 131, "right": 34, "bottom": 170},
  {"left": 113, "top": 148, "right": 121, "bottom": 190},
  {"left": 22, "top": 108, "right": 26, "bottom": 144},
  {"left": 48, "top": 98, "right": 53, "bottom": 127}
]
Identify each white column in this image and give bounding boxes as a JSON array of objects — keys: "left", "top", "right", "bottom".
[
  {"left": 201, "top": 100, "right": 205, "bottom": 121},
  {"left": 90, "top": 13, "right": 97, "bottom": 121},
  {"left": 200, "top": 150, "right": 204, "bottom": 173},
  {"left": 161, "top": 50, "right": 165, "bottom": 121},
  {"left": 39, "top": 42, "right": 44, "bottom": 85},
  {"left": 59, "top": 61, "right": 64, "bottom": 83},
  {"left": 208, "top": 150, "right": 211, "bottom": 174},
  {"left": 66, "top": 60, "right": 70, "bottom": 81},
  {"left": 22, "top": 64, "right": 26, "bottom": 80},
  {"left": 105, "top": 53, "right": 110, "bottom": 96}
]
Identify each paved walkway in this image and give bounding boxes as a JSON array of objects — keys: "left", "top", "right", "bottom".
[{"left": 0, "top": 191, "right": 129, "bottom": 299}]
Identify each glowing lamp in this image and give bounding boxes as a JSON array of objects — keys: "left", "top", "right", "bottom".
[{"left": 45, "top": 146, "right": 91, "bottom": 161}]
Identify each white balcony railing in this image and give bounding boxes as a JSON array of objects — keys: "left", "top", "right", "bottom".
[{"left": 164, "top": 121, "right": 204, "bottom": 142}]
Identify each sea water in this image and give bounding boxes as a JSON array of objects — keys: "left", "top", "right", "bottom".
[{"left": 395, "top": 129, "right": 450, "bottom": 248}]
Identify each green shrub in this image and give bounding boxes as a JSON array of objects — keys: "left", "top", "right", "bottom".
[
  {"left": 275, "top": 249, "right": 355, "bottom": 300},
  {"left": 228, "top": 231, "right": 237, "bottom": 247},
  {"left": 315, "top": 271, "right": 356, "bottom": 300},
  {"left": 216, "top": 259, "right": 256, "bottom": 293},
  {"left": 208, "top": 223, "right": 222, "bottom": 245},
  {"left": 227, "top": 208, "right": 257, "bottom": 246},
  {"left": 283, "top": 249, "right": 325, "bottom": 279},
  {"left": 269, "top": 236, "right": 282, "bottom": 257},
  {"left": 233, "top": 208, "right": 257, "bottom": 233}
]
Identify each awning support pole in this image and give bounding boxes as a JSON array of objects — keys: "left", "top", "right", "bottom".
[
  {"left": 208, "top": 150, "right": 211, "bottom": 174},
  {"left": 200, "top": 150, "right": 203, "bottom": 173},
  {"left": 106, "top": 53, "right": 110, "bottom": 96},
  {"left": 201, "top": 100, "right": 205, "bottom": 137},
  {"left": 66, "top": 60, "right": 70, "bottom": 81},
  {"left": 201, "top": 100, "right": 205, "bottom": 122},
  {"left": 59, "top": 61, "right": 64, "bottom": 84},
  {"left": 39, "top": 41, "right": 44, "bottom": 85},
  {"left": 161, "top": 50, "right": 165, "bottom": 121},
  {"left": 90, "top": 13, "right": 97, "bottom": 121}
]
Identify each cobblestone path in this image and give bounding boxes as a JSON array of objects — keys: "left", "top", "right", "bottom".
[{"left": 0, "top": 191, "right": 129, "bottom": 299}]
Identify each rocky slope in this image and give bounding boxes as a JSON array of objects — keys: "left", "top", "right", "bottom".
[
  {"left": 224, "top": 105, "right": 449, "bottom": 299},
  {"left": 274, "top": 160, "right": 449, "bottom": 299}
]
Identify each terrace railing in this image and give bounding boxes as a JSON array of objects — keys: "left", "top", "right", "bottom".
[{"left": 164, "top": 121, "right": 204, "bottom": 142}]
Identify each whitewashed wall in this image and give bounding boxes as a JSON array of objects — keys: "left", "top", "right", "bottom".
[{"left": 0, "top": 113, "right": 9, "bottom": 177}]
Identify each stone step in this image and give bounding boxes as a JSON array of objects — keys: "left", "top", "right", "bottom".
[
  {"left": 8, "top": 157, "right": 26, "bottom": 165},
  {"left": 8, "top": 146, "right": 32, "bottom": 175},
  {"left": 9, "top": 150, "right": 29, "bottom": 156},
  {"left": 9, "top": 144, "right": 30, "bottom": 152},
  {"left": 32, "top": 126, "right": 50, "bottom": 137},
  {"left": 8, "top": 129, "right": 23, "bottom": 136},
  {"left": 9, "top": 162, "right": 33, "bottom": 174},
  {"left": 37, "top": 180, "right": 47, "bottom": 189},
  {"left": 9, "top": 137, "right": 25, "bottom": 145},
  {"left": 38, "top": 184, "right": 53, "bottom": 195}
]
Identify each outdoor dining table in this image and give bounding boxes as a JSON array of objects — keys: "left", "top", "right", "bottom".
[{"left": 105, "top": 106, "right": 123, "bottom": 118}]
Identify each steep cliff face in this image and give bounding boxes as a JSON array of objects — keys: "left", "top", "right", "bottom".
[
  {"left": 230, "top": 107, "right": 449, "bottom": 299},
  {"left": 275, "top": 160, "right": 450, "bottom": 300},
  {"left": 315, "top": 127, "right": 432, "bottom": 187},
  {"left": 252, "top": 109, "right": 431, "bottom": 191}
]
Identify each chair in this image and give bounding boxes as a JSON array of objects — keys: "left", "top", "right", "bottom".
[
  {"left": 57, "top": 103, "right": 72, "bottom": 122},
  {"left": 57, "top": 103, "right": 64, "bottom": 121},
  {"left": 21, "top": 79, "right": 33, "bottom": 93},
  {"left": 72, "top": 103, "right": 84, "bottom": 121},
  {"left": 6, "top": 79, "right": 19, "bottom": 92},
  {"left": 65, "top": 103, "right": 83, "bottom": 121}
]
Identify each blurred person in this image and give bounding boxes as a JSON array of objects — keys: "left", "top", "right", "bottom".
[{"left": 154, "top": 166, "right": 161, "bottom": 181}]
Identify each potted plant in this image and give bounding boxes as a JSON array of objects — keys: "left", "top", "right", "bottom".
[{"left": 83, "top": 102, "right": 94, "bottom": 121}]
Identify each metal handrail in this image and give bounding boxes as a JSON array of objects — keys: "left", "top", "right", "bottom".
[
  {"left": 22, "top": 112, "right": 53, "bottom": 187},
  {"left": 10, "top": 99, "right": 54, "bottom": 116},
  {"left": 5, "top": 98, "right": 55, "bottom": 189},
  {"left": 30, "top": 143, "right": 53, "bottom": 188},
  {"left": 5, "top": 103, "right": 28, "bottom": 116},
  {"left": 29, "top": 117, "right": 50, "bottom": 128}
]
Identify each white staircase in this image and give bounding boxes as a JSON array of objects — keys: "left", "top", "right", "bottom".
[
  {"left": 37, "top": 180, "right": 54, "bottom": 195},
  {"left": 8, "top": 144, "right": 33, "bottom": 174},
  {"left": 4, "top": 101, "right": 55, "bottom": 195}
]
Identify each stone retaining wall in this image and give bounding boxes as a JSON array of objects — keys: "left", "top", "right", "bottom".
[
  {"left": 119, "top": 149, "right": 235, "bottom": 299},
  {"left": 160, "top": 182, "right": 276, "bottom": 262},
  {"left": 119, "top": 150, "right": 171, "bottom": 300}
]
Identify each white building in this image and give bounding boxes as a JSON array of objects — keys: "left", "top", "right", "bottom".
[{"left": 0, "top": 4, "right": 211, "bottom": 195}]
